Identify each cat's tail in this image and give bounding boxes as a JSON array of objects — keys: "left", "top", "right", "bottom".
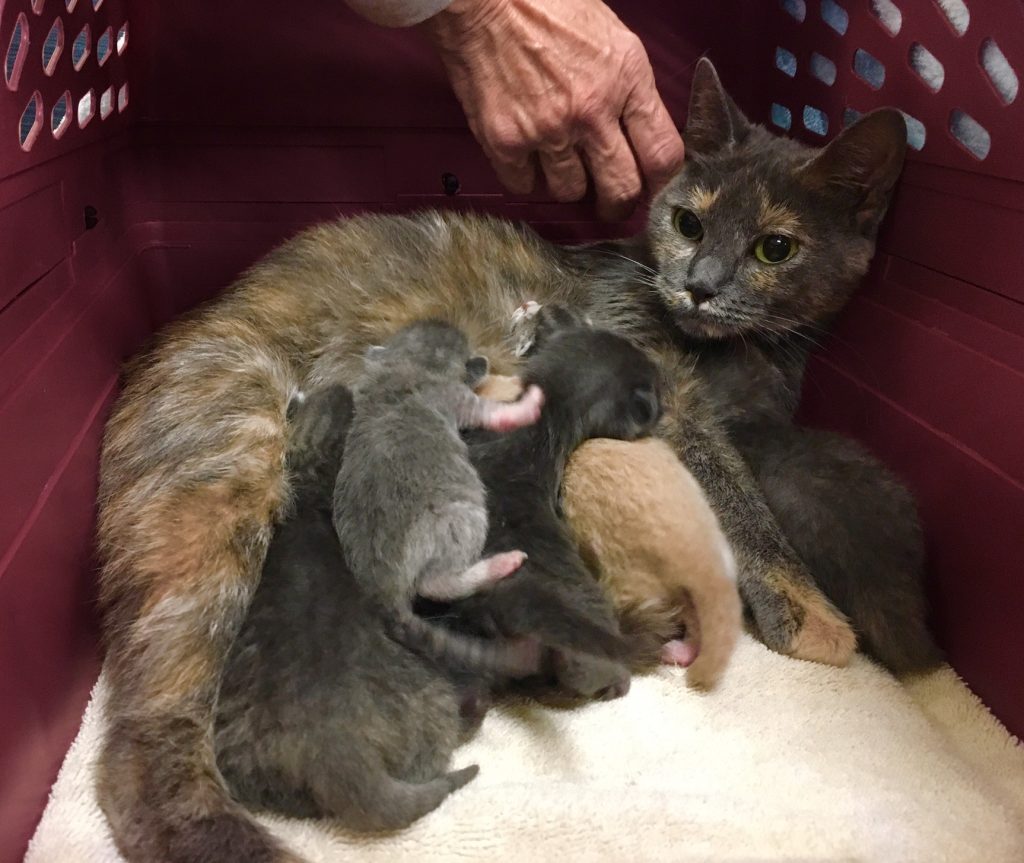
[{"left": 386, "top": 610, "right": 543, "bottom": 679}]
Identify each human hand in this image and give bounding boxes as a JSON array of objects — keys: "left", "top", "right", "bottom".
[{"left": 422, "top": 0, "right": 685, "bottom": 220}]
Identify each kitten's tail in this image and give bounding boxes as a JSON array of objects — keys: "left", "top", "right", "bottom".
[
  {"left": 323, "top": 764, "right": 479, "bottom": 832},
  {"left": 616, "top": 542, "right": 742, "bottom": 690},
  {"left": 681, "top": 539, "right": 742, "bottom": 689},
  {"left": 386, "top": 610, "right": 542, "bottom": 679}
]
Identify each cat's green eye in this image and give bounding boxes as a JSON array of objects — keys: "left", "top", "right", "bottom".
[
  {"left": 754, "top": 234, "right": 798, "bottom": 264},
  {"left": 673, "top": 208, "right": 704, "bottom": 240}
]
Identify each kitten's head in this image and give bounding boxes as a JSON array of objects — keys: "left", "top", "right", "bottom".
[
  {"left": 524, "top": 305, "right": 662, "bottom": 441},
  {"left": 365, "top": 319, "right": 471, "bottom": 380},
  {"left": 648, "top": 58, "right": 907, "bottom": 340},
  {"left": 286, "top": 384, "right": 355, "bottom": 491}
]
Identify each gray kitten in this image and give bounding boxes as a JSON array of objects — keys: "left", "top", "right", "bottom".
[
  {"left": 334, "top": 320, "right": 546, "bottom": 677},
  {"left": 215, "top": 384, "right": 480, "bottom": 831}
]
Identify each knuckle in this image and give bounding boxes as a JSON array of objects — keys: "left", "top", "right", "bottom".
[
  {"left": 647, "top": 137, "right": 685, "bottom": 175},
  {"left": 608, "top": 177, "right": 642, "bottom": 206},
  {"left": 486, "top": 118, "right": 528, "bottom": 158}
]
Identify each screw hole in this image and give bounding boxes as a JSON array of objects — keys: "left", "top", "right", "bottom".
[
  {"left": 84, "top": 205, "right": 99, "bottom": 230},
  {"left": 441, "top": 172, "right": 461, "bottom": 196}
]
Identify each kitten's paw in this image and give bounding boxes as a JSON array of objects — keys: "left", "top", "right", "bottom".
[
  {"left": 484, "top": 550, "right": 527, "bottom": 581},
  {"left": 752, "top": 569, "right": 856, "bottom": 667},
  {"left": 484, "top": 385, "right": 544, "bottom": 432}
]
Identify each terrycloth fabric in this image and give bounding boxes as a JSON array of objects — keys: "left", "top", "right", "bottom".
[{"left": 27, "top": 635, "right": 1024, "bottom": 862}]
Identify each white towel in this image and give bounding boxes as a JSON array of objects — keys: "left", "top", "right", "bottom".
[{"left": 26, "top": 635, "right": 1024, "bottom": 862}]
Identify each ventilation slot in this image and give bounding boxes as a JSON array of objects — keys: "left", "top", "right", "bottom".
[
  {"left": 5, "top": 13, "right": 29, "bottom": 90},
  {"left": 980, "top": 38, "right": 1018, "bottom": 104},
  {"left": 51, "top": 90, "right": 71, "bottom": 138},
  {"left": 96, "top": 27, "right": 112, "bottom": 66},
  {"left": 77, "top": 89, "right": 95, "bottom": 128},
  {"left": 92, "top": 0, "right": 104, "bottom": 9},
  {"left": 854, "top": 48, "right": 885, "bottom": 89},
  {"left": 771, "top": 103, "right": 792, "bottom": 130},
  {"left": 802, "top": 105, "right": 828, "bottom": 136},
  {"left": 31, "top": 0, "right": 45, "bottom": 13},
  {"left": 810, "top": 53, "right": 836, "bottom": 86},
  {"left": 950, "top": 109, "right": 989, "bottom": 159},
  {"left": 116, "top": 21, "right": 128, "bottom": 55},
  {"left": 775, "top": 47, "right": 797, "bottom": 77},
  {"left": 934, "top": 0, "right": 969, "bottom": 36},
  {"left": 780, "top": 0, "right": 806, "bottom": 23},
  {"left": 843, "top": 107, "right": 862, "bottom": 127},
  {"left": 870, "top": 0, "right": 902, "bottom": 35},
  {"left": 42, "top": 18, "right": 63, "bottom": 75},
  {"left": 66, "top": 0, "right": 78, "bottom": 11},
  {"left": 900, "top": 111, "right": 926, "bottom": 150},
  {"left": 72, "top": 24, "right": 91, "bottom": 70},
  {"left": 19, "top": 91, "right": 43, "bottom": 150},
  {"left": 117, "top": 81, "right": 129, "bottom": 112},
  {"left": 100, "top": 85, "right": 114, "bottom": 119},
  {"left": 821, "top": 0, "right": 849, "bottom": 35},
  {"left": 909, "top": 43, "right": 944, "bottom": 92}
]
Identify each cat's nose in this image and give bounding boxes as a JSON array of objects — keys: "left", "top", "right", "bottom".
[
  {"left": 687, "top": 283, "right": 718, "bottom": 305},
  {"left": 686, "top": 257, "right": 725, "bottom": 305}
]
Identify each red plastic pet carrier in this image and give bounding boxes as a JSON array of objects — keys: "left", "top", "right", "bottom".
[{"left": 1, "top": 0, "right": 1021, "bottom": 858}]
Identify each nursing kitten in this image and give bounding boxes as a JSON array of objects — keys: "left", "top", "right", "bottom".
[
  {"left": 216, "top": 385, "right": 479, "bottom": 832},
  {"left": 563, "top": 437, "right": 741, "bottom": 690},
  {"left": 96, "top": 58, "right": 933, "bottom": 863},
  {"left": 436, "top": 305, "right": 662, "bottom": 699},
  {"left": 334, "top": 320, "right": 544, "bottom": 677}
]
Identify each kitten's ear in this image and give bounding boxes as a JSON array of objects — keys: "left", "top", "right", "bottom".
[
  {"left": 464, "top": 355, "right": 489, "bottom": 388},
  {"left": 798, "top": 108, "right": 907, "bottom": 233},
  {"left": 532, "top": 304, "right": 586, "bottom": 351},
  {"left": 685, "top": 57, "right": 751, "bottom": 155}
]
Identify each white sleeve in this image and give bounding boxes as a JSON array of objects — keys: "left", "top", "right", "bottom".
[{"left": 343, "top": 0, "right": 455, "bottom": 27}]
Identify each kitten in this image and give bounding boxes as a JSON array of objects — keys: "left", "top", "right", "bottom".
[
  {"left": 95, "top": 59, "right": 931, "bottom": 863},
  {"left": 436, "top": 305, "right": 663, "bottom": 699},
  {"left": 334, "top": 320, "right": 546, "bottom": 677},
  {"left": 563, "top": 437, "right": 742, "bottom": 690},
  {"left": 216, "top": 385, "right": 479, "bottom": 832},
  {"left": 479, "top": 359, "right": 741, "bottom": 689}
]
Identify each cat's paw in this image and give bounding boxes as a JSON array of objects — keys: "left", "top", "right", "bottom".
[{"left": 751, "top": 570, "right": 857, "bottom": 667}]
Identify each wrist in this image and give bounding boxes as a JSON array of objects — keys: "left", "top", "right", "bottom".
[{"left": 422, "top": 0, "right": 512, "bottom": 49}]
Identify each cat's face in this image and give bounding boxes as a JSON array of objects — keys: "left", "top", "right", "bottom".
[{"left": 648, "top": 59, "right": 907, "bottom": 341}]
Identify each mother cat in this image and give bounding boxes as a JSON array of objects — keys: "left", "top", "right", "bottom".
[{"left": 96, "top": 59, "right": 938, "bottom": 863}]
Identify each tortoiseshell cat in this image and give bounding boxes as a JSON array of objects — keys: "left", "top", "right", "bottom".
[{"left": 95, "top": 59, "right": 939, "bottom": 863}]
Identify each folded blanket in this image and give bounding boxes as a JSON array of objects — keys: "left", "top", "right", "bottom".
[{"left": 27, "top": 635, "right": 1024, "bottom": 862}]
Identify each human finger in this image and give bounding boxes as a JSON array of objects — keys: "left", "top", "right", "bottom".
[
  {"left": 582, "top": 124, "right": 643, "bottom": 221},
  {"left": 538, "top": 145, "right": 589, "bottom": 202},
  {"left": 622, "top": 80, "right": 685, "bottom": 192}
]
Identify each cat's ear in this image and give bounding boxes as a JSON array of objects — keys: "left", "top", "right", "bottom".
[
  {"left": 798, "top": 108, "right": 907, "bottom": 233},
  {"left": 685, "top": 57, "right": 751, "bottom": 155},
  {"left": 531, "top": 304, "right": 586, "bottom": 351},
  {"left": 464, "top": 355, "right": 489, "bottom": 388}
]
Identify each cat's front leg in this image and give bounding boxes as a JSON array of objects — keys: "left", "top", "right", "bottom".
[{"left": 661, "top": 387, "right": 856, "bottom": 666}]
